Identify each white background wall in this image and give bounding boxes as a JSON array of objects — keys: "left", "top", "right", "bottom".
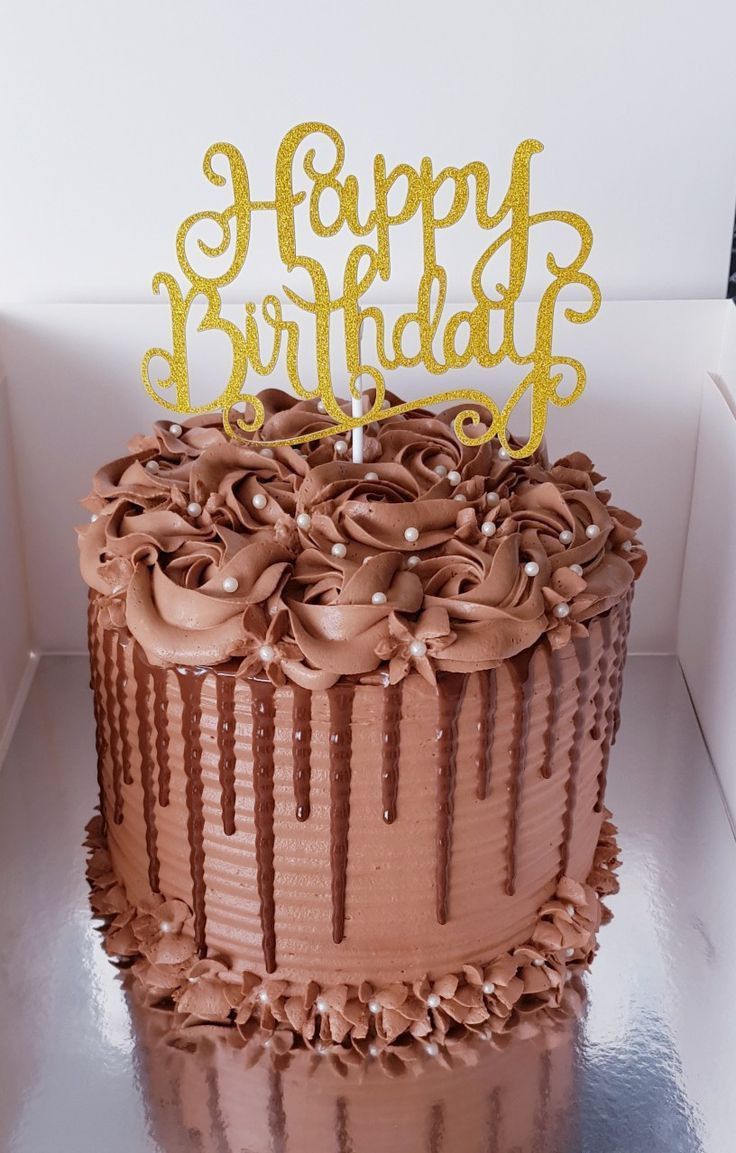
[
  {"left": 0, "top": 0, "right": 735, "bottom": 305},
  {"left": 0, "top": 371, "right": 32, "bottom": 754}
]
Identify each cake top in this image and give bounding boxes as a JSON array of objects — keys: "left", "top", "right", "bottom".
[{"left": 78, "top": 390, "right": 645, "bottom": 688}]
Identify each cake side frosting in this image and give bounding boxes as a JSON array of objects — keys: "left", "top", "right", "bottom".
[
  {"left": 87, "top": 811, "right": 620, "bottom": 1051},
  {"left": 87, "top": 598, "right": 627, "bottom": 989}
]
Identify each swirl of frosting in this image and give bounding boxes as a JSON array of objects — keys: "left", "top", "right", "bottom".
[
  {"left": 78, "top": 389, "right": 646, "bottom": 680},
  {"left": 286, "top": 551, "right": 423, "bottom": 676}
]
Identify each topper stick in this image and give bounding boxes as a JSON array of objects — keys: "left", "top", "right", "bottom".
[{"left": 352, "top": 380, "right": 364, "bottom": 464}]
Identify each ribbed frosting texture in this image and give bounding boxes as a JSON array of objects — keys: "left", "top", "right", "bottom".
[{"left": 89, "top": 593, "right": 629, "bottom": 989}]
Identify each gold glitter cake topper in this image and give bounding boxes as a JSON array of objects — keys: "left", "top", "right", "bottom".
[{"left": 142, "top": 124, "right": 601, "bottom": 458}]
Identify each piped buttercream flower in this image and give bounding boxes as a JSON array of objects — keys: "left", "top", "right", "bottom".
[{"left": 374, "top": 607, "right": 456, "bottom": 685}]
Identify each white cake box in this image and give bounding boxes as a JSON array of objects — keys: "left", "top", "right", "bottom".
[
  {"left": 2, "top": 7, "right": 736, "bottom": 1151},
  {"left": 1, "top": 299, "right": 735, "bottom": 817}
]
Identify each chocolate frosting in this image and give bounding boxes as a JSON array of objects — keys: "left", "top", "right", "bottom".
[
  {"left": 78, "top": 389, "right": 645, "bottom": 685},
  {"left": 86, "top": 812, "right": 620, "bottom": 1052}
]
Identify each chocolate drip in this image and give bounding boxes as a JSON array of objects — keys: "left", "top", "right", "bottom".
[
  {"left": 336, "top": 1097, "right": 350, "bottom": 1153},
  {"left": 328, "top": 684, "right": 355, "bottom": 945},
  {"left": 87, "top": 601, "right": 108, "bottom": 832},
  {"left": 612, "top": 592, "right": 632, "bottom": 743},
  {"left": 115, "top": 633, "right": 133, "bottom": 785},
  {"left": 251, "top": 680, "right": 277, "bottom": 973},
  {"left": 435, "top": 674, "right": 467, "bottom": 925},
  {"left": 533, "top": 1048, "right": 553, "bottom": 1150},
  {"left": 429, "top": 1101, "right": 445, "bottom": 1153},
  {"left": 151, "top": 667, "right": 171, "bottom": 806},
  {"left": 268, "top": 1068, "right": 287, "bottom": 1153},
  {"left": 505, "top": 663, "right": 533, "bottom": 897},
  {"left": 382, "top": 681, "right": 403, "bottom": 823},
  {"left": 540, "top": 647, "right": 563, "bottom": 777},
  {"left": 216, "top": 675, "right": 237, "bottom": 835},
  {"left": 176, "top": 668, "right": 208, "bottom": 957},
  {"left": 596, "top": 605, "right": 626, "bottom": 811},
  {"left": 204, "top": 1066, "right": 230, "bottom": 1153},
  {"left": 475, "top": 668, "right": 497, "bottom": 800},
  {"left": 560, "top": 639, "right": 591, "bottom": 874},
  {"left": 591, "top": 614, "right": 611, "bottom": 743},
  {"left": 486, "top": 1087, "right": 502, "bottom": 1149},
  {"left": 102, "top": 627, "right": 124, "bottom": 825},
  {"left": 292, "top": 685, "right": 312, "bottom": 822},
  {"left": 133, "top": 645, "right": 160, "bottom": 892}
]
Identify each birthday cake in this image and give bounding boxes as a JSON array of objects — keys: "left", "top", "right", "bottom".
[{"left": 80, "top": 390, "right": 644, "bottom": 1051}]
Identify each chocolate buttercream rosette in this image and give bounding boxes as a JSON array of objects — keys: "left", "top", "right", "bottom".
[{"left": 78, "top": 391, "right": 645, "bottom": 684}]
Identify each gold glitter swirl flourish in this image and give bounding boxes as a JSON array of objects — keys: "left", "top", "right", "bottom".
[{"left": 142, "top": 125, "right": 601, "bottom": 458}]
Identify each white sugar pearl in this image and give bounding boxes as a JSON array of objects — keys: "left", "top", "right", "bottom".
[
  {"left": 565, "top": 904, "right": 576, "bottom": 916},
  {"left": 409, "top": 640, "right": 427, "bottom": 658},
  {"left": 498, "top": 448, "right": 509, "bottom": 460},
  {"left": 404, "top": 526, "right": 419, "bottom": 543},
  {"left": 481, "top": 521, "right": 496, "bottom": 537},
  {"left": 315, "top": 997, "right": 329, "bottom": 1014},
  {"left": 570, "top": 564, "right": 583, "bottom": 576},
  {"left": 296, "top": 512, "right": 312, "bottom": 530},
  {"left": 259, "top": 447, "right": 275, "bottom": 458},
  {"left": 252, "top": 493, "right": 267, "bottom": 509},
  {"left": 317, "top": 400, "right": 326, "bottom": 413},
  {"left": 406, "top": 556, "right": 419, "bottom": 568},
  {"left": 524, "top": 561, "right": 540, "bottom": 578},
  {"left": 447, "top": 470, "right": 461, "bottom": 486},
  {"left": 453, "top": 493, "right": 466, "bottom": 502},
  {"left": 622, "top": 540, "right": 633, "bottom": 552},
  {"left": 331, "top": 542, "right": 347, "bottom": 558},
  {"left": 365, "top": 471, "right": 379, "bottom": 480},
  {"left": 258, "top": 644, "right": 276, "bottom": 663},
  {"left": 169, "top": 423, "right": 183, "bottom": 437},
  {"left": 425, "top": 1043, "right": 439, "bottom": 1057},
  {"left": 486, "top": 492, "right": 500, "bottom": 507},
  {"left": 532, "top": 958, "right": 545, "bottom": 967},
  {"left": 433, "top": 464, "right": 448, "bottom": 478},
  {"left": 368, "top": 999, "right": 382, "bottom": 1015},
  {"left": 90, "top": 513, "right": 99, "bottom": 523},
  {"left": 145, "top": 459, "right": 160, "bottom": 473},
  {"left": 427, "top": 993, "right": 441, "bottom": 1009},
  {"left": 585, "top": 524, "right": 601, "bottom": 539},
  {"left": 222, "top": 576, "right": 239, "bottom": 594},
  {"left": 257, "top": 989, "right": 269, "bottom": 1004},
  {"left": 159, "top": 921, "right": 175, "bottom": 934},
  {"left": 368, "top": 1043, "right": 380, "bottom": 1058},
  {"left": 553, "top": 603, "right": 571, "bottom": 619},
  {"left": 482, "top": 981, "right": 496, "bottom": 996},
  {"left": 334, "top": 439, "right": 348, "bottom": 454},
  {"left": 564, "top": 947, "right": 575, "bottom": 958},
  {"left": 559, "top": 530, "right": 574, "bottom": 545},
  {"left": 187, "top": 501, "right": 202, "bottom": 517},
  {"left": 371, "top": 591, "right": 387, "bottom": 605}
]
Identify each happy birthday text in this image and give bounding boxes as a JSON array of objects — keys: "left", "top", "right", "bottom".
[{"left": 142, "top": 123, "right": 601, "bottom": 456}]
